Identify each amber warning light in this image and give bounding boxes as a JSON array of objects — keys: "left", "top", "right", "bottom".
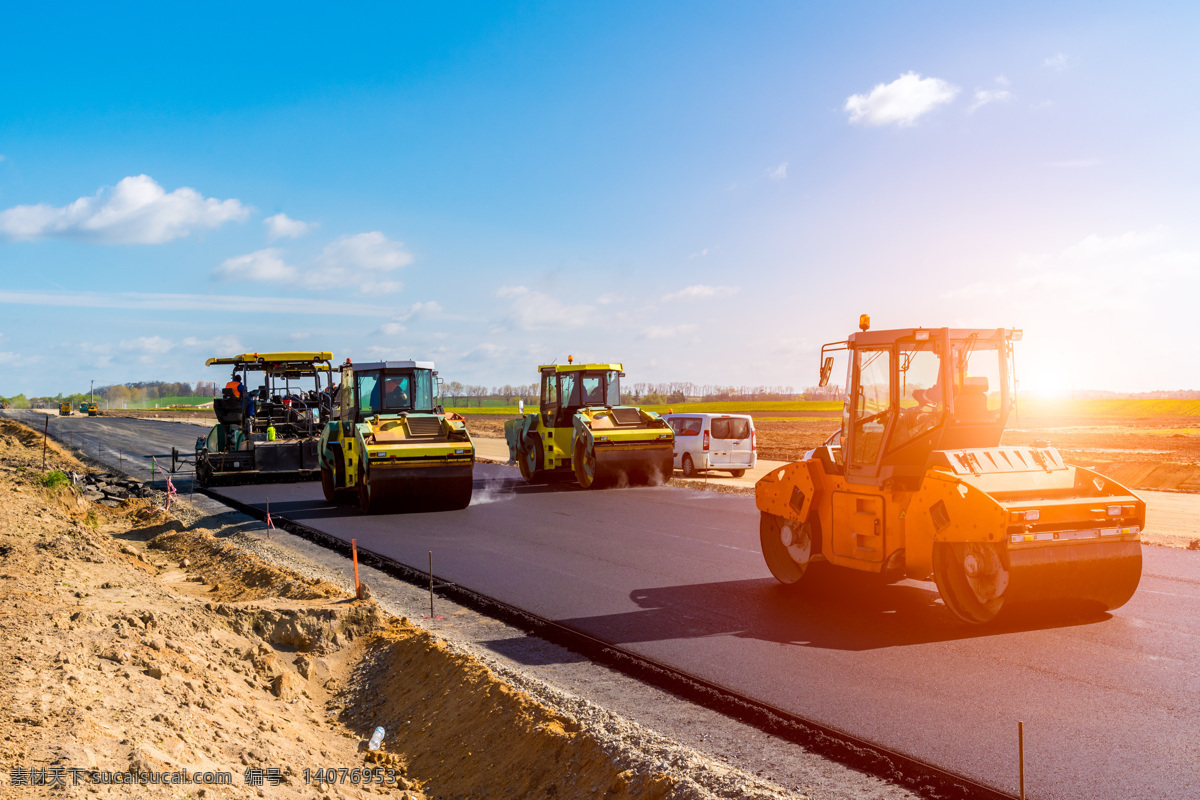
[{"left": 859, "top": 314, "right": 871, "bottom": 331}]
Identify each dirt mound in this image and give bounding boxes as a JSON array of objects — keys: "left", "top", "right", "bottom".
[
  {"left": 344, "top": 621, "right": 707, "bottom": 800},
  {"left": 148, "top": 527, "right": 344, "bottom": 602},
  {"left": 211, "top": 602, "right": 385, "bottom": 654}
]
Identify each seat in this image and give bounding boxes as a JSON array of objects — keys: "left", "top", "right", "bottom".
[{"left": 955, "top": 377, "right": 989, "bottom": 420}]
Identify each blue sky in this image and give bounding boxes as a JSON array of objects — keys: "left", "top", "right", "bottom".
[{"left": 2, "top": 1, "right": 1197, "bottom": 397}]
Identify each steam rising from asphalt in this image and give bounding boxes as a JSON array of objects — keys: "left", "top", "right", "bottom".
[{"left": 470, "top": 478, "right": 515, "bottom": 506}]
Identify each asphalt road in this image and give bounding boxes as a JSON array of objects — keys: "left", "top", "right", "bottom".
[{"left": 8, "top": 410, "right": 1200, "bottom": 799}]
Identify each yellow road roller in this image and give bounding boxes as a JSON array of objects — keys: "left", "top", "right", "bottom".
[
  {"left": 505, "top": 359, "right": 674, "bottom": 489},
  {"left": 756, "top": 317, "right": 1143, "bottom": 624},
  {"left": 319, "top": 359, "right": 473, "bottom": 512}
]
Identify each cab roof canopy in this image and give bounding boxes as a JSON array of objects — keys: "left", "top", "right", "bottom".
[
  {"left": 538, "top": 363, "right": 623, "bottom": 373},
  {"left": 845, "top": 327, "right": 1017, "bottom": 347},
  {"left": 348, "top": 361, "right": 436, "bottom": 371},
  {"left": 206, "top": 352, "right": 333, "bottom": 368},
  {"left": 206, "top": 352, "right": 333, "bottom": 375}
]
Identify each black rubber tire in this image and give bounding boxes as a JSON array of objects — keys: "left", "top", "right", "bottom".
[
  {"left": 517, "top": 434, "right": 542, "bottom": 483},
  {"left": 573, "top": 441, "right": 600, "bottom": 489},
  {"left": 681, "top": 454, "right": 696, "bottom": 477},
  {"left": 760, "top": 511, "right": 817, "bottom": 585},
  {"left": 320, "top": 465, "right": 337, "bottom": 503},
  {"left": 358, "top": 464, "right": 374, "bottom": 514},
  {"left": 933, "top": 542, "right": 1007, "bottom": 625},
  {"left": 729, "top": 469, "right": 746, "bottom": 478}
]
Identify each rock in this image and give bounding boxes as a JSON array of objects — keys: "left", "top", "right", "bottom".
[
  {"left": 357, "top": 581, "right": 372, "bottom": 601},
  {"left": 295, "top": 656, "right": 331, "bottom": 683},
  {"left": 99, "top": 647, "right": 130, "bottom": 664},
  {"left": 98, "top": 499, "right": 121, "bottom": 508},
  {"left": 253, "top": 652, "right": 287, "bottom": 679},
  {"left": 271, "top": 671, "right": 304, "bottom": 702},
  {"left": 146, "top": 665, "right": 164, "bottom": 679},
  {"left": 182, "top": 558, "right": 190, "bottom": 568}
]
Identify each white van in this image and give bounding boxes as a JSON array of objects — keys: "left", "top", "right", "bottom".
[{"left": 662, "top": 413, "right": 756, "bottom": 477}]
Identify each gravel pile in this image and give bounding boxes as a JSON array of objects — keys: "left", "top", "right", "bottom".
[{"left": 73, "top": 471, "right": 155, "bottom": 507}]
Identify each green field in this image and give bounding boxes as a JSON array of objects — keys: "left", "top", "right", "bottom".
[
  {"left": 120, "top": 396, "right": 211, "bottom": 409},
  {"left": 446, "top": 400, "right": 844, "bottom": 416},
  {"left": 1017, "top": 398, "right": 1200, "bottom": 418},
  {"left": 444, "top": 397, "right": 1200, "bottom": 419}
]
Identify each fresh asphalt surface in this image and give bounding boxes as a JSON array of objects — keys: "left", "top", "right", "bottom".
[{"left": 9, "top": 410, "right": 1200, "bottom": 799}]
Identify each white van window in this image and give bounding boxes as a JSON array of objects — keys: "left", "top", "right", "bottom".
[
  {"left": 672, "top": 417, "right": 702, "bottom": 436},
  {"left": 711, "top": 417, "right": 750, "bottom": 439}
]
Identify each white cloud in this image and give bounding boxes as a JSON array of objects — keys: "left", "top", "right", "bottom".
[
  {"left": 641, "top": 324, "right": 698, "bottom": 340},
  {"left": 0, "top": 175, "right": 249, "bottom": 244},
  {"left": 462, "top": 343, "right": 507, "bottom": 361},
  {"left": 768, "top": 162, "right": 788, "bottom": 181},
  {"left": 1044, "top": 53, "right": 1073, "bottom": 71},
  {"left": 379, "top": 301, "right": 443, "bottom": 335},
  {"left": 968, "top": 76, "right": 1013, "bottom": 113},
  {"left": 0, "top": 352, "right": 18, "bottom": 365},
  {"left": 688, "top": 248, "right": 710, "bottom": 259},
  {"left": 181, "top": 335, "right": 241, "bottom": 352},
  {"left": 120, "top": 336, "right": 174, "bottom": 354},
  {"left": 0, "top": 289, "right": 392, "bottom": 316},
  {"left": 213, "top": 248, "right": 297, "bottom": 282},
  {"left": 302, "top": 232, "right": 414, "bottom": 292},
  {"left": 662, "top": 284, "right": 739, "bottom": 302},
  {"left": 494, "top": 286, "right": 592, "bottom": 331},
  {"left": 264, "top": 213, "right": 312, "bottom": 241},
  {"left": 844, "top": 72, "right": 960, "bottom": 127}
]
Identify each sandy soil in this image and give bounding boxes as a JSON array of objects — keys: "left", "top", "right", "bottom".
[{"left": 0, "top": 419, "right": 804, "bottom": 800}]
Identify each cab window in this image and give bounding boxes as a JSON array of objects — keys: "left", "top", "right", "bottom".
[
  {"left": 893, "top": 346, "right": 943, "bottom": 449},
  {"left": 412, "top": 370, "right": 434, "bottom": 411},
  {"left": 605, "top": 370, "right": 621, "bottom": 406},
  {"left": 560, "top": 373, "right": 579, "bottom": 407},
  {"left": 356, "top": 372, "right": 380, "bottom": 416},
  {"left": 850, "top": 349, "right": 891, "bottom": 467}
]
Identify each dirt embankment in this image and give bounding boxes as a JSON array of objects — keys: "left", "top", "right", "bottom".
[{"left": 0, "top": 419, "right": 799, "bottom": 800}]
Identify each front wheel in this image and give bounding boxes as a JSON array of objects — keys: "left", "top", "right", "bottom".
[
  {"left": 358, "top": 464, "right": 375, "bottom": 514},
  {"left": 729, "top": 469, "right": 746, "bottom": 478},
  {"left": 573, "top": 441, "right": 600, "bottom": 489},
  {"left": 760, "top": 511, "right": 817, "bottom": 585},
  {"left": 933, "top": 542, "right": 1009, "bottom": 624},
  {"left": 517, "top": 434, "right": 542, "bottom": 483},
  {"left": 681, "top": 454, "right": 697, "bottom": 477}
]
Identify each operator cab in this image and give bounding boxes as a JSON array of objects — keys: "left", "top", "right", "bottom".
[
  {"left": 538, "top": 363, "right": 624, "bottom": 428},
  {"left": 342, "top": 361, "right": 440, "bottom": 423},
  {"left": 819, "top": 321, "right": 1020, "bottom": 488}
]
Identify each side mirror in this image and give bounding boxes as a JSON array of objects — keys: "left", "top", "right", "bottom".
[{"left": 819, "top": 356, "right": 835, "bottom": 388}]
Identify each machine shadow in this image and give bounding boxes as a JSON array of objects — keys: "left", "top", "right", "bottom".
[{"left": 554, "top": 570, "right": 1113, "bottom": 653}]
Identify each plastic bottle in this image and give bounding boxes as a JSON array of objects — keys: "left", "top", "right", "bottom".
[
  {"left": 266, "top": 425, "right": 276, "bottom": 441},
  {"left": 368, "top": 726, "right": 385, "bottom": 751}
]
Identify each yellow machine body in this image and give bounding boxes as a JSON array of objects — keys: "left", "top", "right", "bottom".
[
  {"left": 59, "top": 402, "right": 71, "bottom": 416},
  {"left": 755, "top": 324, "right": 1143, "bottom": 624}
]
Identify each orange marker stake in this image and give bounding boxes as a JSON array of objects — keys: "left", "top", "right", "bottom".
[{"left": 352, "top": 539, "right": 361, "bottom": 599}]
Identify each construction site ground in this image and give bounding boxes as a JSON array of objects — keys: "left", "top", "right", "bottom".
[
  {"left": 0, "top": 417, "right": 910, "bottom": 800},
  {"left": 462, "top": 408, "right": 1200, "bottom": 496}
]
